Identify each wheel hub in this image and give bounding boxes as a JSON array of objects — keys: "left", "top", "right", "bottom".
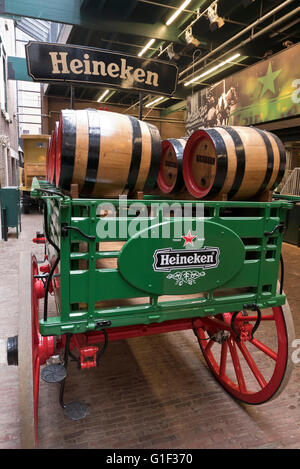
[{"left": 7, "top": 335, "right": 18, "bottom": 366}]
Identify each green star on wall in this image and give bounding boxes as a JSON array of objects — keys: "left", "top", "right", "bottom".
[{"left": 258, "top": 62, "right": 281, "bottom": 97}]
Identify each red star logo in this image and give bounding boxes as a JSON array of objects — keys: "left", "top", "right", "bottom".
[{"left": 182, "top": 231, "right": 197, "bottom": 247}]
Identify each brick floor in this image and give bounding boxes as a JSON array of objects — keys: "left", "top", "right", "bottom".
[{"left": 0, "top": 213, "right": 300, "bottom": 449}]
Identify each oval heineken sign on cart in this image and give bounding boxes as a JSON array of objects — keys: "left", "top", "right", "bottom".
[{"left": 118, "top": 220, "right": 245, "bottom": 295}]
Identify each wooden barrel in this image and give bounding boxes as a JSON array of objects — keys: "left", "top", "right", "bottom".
[
  {"left": 47, "top": 132, "right": 54, "bottom": 184},
  {"left": 182, "top": 126, "right": 286, "bottom": 200},
  {"left": 55, "top": 109, "right": 161, "bottom": 197},
  {"left": 48, "top": 122, "right": 58, "bottom": 185},
  {"left": 45, "top": 136, "right": 51, "bottom": 182},
  {"left": 157, "top": 138, "right": 187, "bottom": 194}
]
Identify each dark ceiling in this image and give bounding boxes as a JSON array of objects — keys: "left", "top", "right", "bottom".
[{"left": 45, "top": 0, "right": 300, "bottom": 112}]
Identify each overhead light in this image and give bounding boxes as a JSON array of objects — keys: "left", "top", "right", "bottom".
[
  {"left": 207, "top": 2, "right": 224, "bottom": 32},
  {"left": 166, "top": 0, "right": 192, "bottom": 26},
  {"left": 145, "top": 96, "right": 164, "bottom": 108},
  {"left": 166, "top": 43, "right": 176, "bottom": 60},
  {"left": 185, "top": 27, "right": 200, "bottom": 47},
  {"left": 97, "top": 89, "right": 109, "bottom": 102},
  {"left": 184, "top": 53, "right": 241, "bottom": 86},
  {"left": 138, "top": 38, "right": 155, "bottom": 57}
]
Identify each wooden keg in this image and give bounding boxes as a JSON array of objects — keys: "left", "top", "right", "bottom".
[
  {"left": 55, "top": 109, "right": 161, "bottom": 197},
  {"left": 48, "top": 122, "right": 59, "bottom": 185},
  {"left": 45, "top": 136, "right": 51, "bottom": 182},
  {"left": 182, "top": 126, "right": 286, "bottom": 200},
  {"left": 47, "top": 132, "right": 55, "bottom": 184},
  {"left": 157, "top": 138, "right": 187, "bottom": 194}
]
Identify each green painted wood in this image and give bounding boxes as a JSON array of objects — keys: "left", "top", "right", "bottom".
[
  {"left": 39, "top": 293, "right": 286, "bottom": 336},
  {"left": 30, "top": 179, "right": 292, "bottom": 336}
]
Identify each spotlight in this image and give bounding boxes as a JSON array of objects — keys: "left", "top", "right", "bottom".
[
  {"left": 207, "top": 2, "right": 224, "bottom": 32},
  {"left": 185, "top": 28, "right": 200, "bottom": 47},
  {"left": 166, "top": 43, "right": 176, "bottom": 60}
]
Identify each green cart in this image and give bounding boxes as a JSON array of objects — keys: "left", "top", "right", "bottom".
[{"left": 7, "top": 179, "right": 295, "bottom": 448}]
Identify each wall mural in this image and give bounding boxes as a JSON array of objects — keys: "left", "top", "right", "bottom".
[{"left": 186, "top": 43, "right": 300, "bottom": 136}]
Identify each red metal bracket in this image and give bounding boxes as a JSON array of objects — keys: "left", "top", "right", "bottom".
[
  {"left": 80, "top": 346, "right": 99, "bottom": 369},
  {"left": 32, "top": 236, "right": 46, "bottom": 244}
]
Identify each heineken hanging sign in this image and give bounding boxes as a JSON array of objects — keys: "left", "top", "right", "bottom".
[
  {"left": 25, "top": 42, "right": 178, "bottom": 96},
  {"left": 186, "top": 42, "right": 300, "bottom": 133}
]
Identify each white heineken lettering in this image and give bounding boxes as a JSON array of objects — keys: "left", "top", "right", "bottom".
[
  {"left": 91, "top": 60, "right": 107, "bottom": 76},
  {"left": 49, "top": 52, "right": 70, "bottom": 74},
  {"left": 145, "top": 70, "right": 159, "bottom": 87},
  {"left": 70, "top": 58, "right": 84, "bottom": 74},
  {"left": 119, "top": 58, "right": 134, "bottom": 80},
  {"left": 153, "top": 247, "right": 220, "bottom": 272},
  {"left": 107, "top": 62, "right": 120, "bottom": 78},
  {"left": 83, "top": 54, "right": 91, "bottom": 75},
  {"left": 133, "top": 68, "right": 146, "bottom": 82},
  {"left": 160, "top": 254, "right": 170, "bottom": 266},
  {"left": 49, "top": 52, "right": 159, "bottom": 87}
]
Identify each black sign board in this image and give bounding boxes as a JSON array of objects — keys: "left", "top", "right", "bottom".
[{"left": 25, "top": 41, "right": 178, "bottom": 96}]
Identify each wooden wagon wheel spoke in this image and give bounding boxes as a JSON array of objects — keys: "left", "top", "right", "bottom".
[
  {"left": 236, "top": 341, "right": 267, "bottom": 389},
  {"left": 204, "top": 338, "right": 215, "bottom": 354},
  {"left": 219, "top": 341, "right": 228, "bottom": 379},
  {"left": 197, "top": 302, "right": 295, "bottom": 404},
  {"left": 228, "top": 338, "right": 247, "bottom": 394},
  {"left": 250, "top": 337, "right": 278, "bottom": 361}
]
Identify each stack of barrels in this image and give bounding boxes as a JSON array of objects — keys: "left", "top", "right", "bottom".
[
  {"left": 46, "top": 108, "right": 286, "bottom": 201},
  {"left": 157, "top": 127, "right": 286, "bottom": 200}
]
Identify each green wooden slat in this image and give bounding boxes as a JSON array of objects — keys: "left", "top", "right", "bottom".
[{"left": 70, "top": 269, "right": 147, "bottom": 303}]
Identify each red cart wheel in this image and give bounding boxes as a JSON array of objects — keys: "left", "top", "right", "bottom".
[
  {"left": 196, "top": 302, "right": 295, "bottom": 404},
  {"left": 18, "top": 253, "right": 54, "bottom": 448}
]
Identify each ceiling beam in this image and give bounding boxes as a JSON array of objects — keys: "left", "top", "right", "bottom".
[
  {"left": 0, "top": 0, "right": 183, "bottom": 43},
  {"left": 104, "top": 0, "right": 139, "bottom": 51},
  {"left": 160, "top": 99, "right": 186, "bottom": 117}
]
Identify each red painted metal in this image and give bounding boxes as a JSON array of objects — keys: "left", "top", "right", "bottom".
[
  {"left": 86, "top": 318, "right": 196, "bottom": 345},
  {"left": 34, "top": 279, "right": 45, "bottom": 300},
  {"left": 55, "top": 318, "right": 197, "bottom": 355},
  {"left": 32, "top": 237, "right": 46, "bottom": 244},
  {"left": 80, "top": 346, "right": 99, "bottom": 369}
]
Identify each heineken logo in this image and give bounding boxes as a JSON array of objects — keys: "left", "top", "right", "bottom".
[
  {"left": 153, "top": 247, "right": 220, "bottom": 272},
  {"left": 25, "top": 42, "right": 178, "bottom": 96}
]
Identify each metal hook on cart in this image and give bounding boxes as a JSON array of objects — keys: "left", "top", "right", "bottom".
[
  {"left": 61, "top": 223, "right": 96, "bottom": 241},
  {"left": 230, "top": 304, "right": 262, "bottom": 342}
]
